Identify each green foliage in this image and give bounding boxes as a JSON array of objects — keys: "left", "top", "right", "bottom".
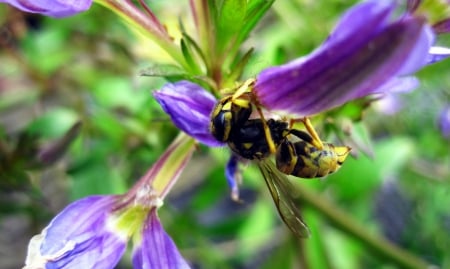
[
  {"left": 216, "top": 0, "right": 247, "bottom": 54},
  {"left": 1, "top": 0, "right": 449, "bottom": 269}
]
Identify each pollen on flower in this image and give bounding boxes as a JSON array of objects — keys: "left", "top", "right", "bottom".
[{"left": 135, "top": 184, "right": 164, "bottom": 208}]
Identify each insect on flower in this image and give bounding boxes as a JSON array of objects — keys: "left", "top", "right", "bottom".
[{"left": 210, "top": 79, "right": 351, "bottom": 238}]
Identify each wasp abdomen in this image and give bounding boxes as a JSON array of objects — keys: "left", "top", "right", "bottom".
[{"left": 276, "top": 141, "right": 347, "bottom": 178}]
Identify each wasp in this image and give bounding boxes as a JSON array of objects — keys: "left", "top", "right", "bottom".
[{"left": 210, "top": 79, "right": 351, "bottom": 237}]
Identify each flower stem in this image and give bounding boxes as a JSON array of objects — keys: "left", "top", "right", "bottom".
[
  {"left": 189, "top": 0, "right": 213, "bottom": 66},
  {"left": 293, "top": 185, "right": 433, "bottom": 269},
  {"left": 118, "top": 134, "right": 195, "bottom": 208},
  {"left": 94, "top": 0, "right": 190, "bottom": 71}
]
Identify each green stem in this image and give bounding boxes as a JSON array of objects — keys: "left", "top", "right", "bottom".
[
  {"left": 293, "top": 185, "right": 433, "bottom": 269},
  {"left": 189, "top": 0, "right": 216, "bottom": 79},
  {"left": 94, "top": 0, "right": 190, "bottom": 71},
  {"left": 123, "top": 134, "right": 196, "bottom": 203}
]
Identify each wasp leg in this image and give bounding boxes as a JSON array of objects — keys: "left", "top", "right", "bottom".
[
  {"left": 288, "top": 129, "right": 314, "bottom": 145},
  {"left": 302, "top": 117, "right": 324, "bottom": 149},
  {"left": 291, "top": 117, "right": 324, "bottom": 150},
  {"left": 255, "top": 105, "right": 277, "bottom": 154}
]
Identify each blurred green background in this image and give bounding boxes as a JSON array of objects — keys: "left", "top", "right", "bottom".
[{"left": 1, "top": 0, "right": 449, "bottom": 268}]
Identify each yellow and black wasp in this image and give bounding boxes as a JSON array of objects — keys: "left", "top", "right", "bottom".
[{"left": 210, "top": 79, "right": 351, "bottom": 238}]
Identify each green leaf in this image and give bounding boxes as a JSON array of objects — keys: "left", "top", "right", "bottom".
[
  {"left": 140, "top": 63, "right": 188, "bottom": 78},
  {"left": 227, "top": 47, "right": 254, "bottom": 84},
  {"left": 140, "top": 63, "right": 217, "bottom": 92},
  {"left": 181, "top": 33, "right": 208, "bottom": 71},
  {"left": 216, "top": 0, "right": 247, "bottom": 56},
  {"left": 180, "top": 38, "right": 202, "bottom": 75},
  {"left": 223, "top": 0, "right": 275, "bottom": 67},
  {"left": 236, "top": 0, "right": 275, "bottom": 48}
]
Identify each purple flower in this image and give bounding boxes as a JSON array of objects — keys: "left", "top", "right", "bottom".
[
  {"left": 254, "top": 0, "right": 434, "bottom": 116},
  {"left": 24, "top": 196, "right": 127, "bottom": 269},
  {"left": 0, "top": 0, "right": 92, "bottom": 17},
  {"left": 132, "top": 209, "right": 190, "bottom": 269},
  {"left": 225, "top": 155, "right": 241, "bottom": 201},
  {"left": 24, "top": 136, "right": 195, "bottom": 269},
  {"left": 153, "top": 81, "right": 224, "bottom": 147},
  {"left": 439, "top": 106, "right": 450, "bottom": 138}
]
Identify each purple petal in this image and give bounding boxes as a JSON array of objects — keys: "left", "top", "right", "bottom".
[
  {"left": 154, "top": 81, "right": 224, "bottom": 147},
  {"left": 396, "top": 20, "right": 434, "bottom": 75},
  {"left": 24, "top": 195, "right": 127, "bottom": 269},
  {"left": 255, "top": 2, "right": 433, "bottom": 116},
  {"left": 132, "top": 209, "right": 190, "bottom": 269},
  {"left": 324, "top": 0, "right": 394, "bottom": 47},
  {"left": 0, "top": 0, "right": 92, "bottom": 17},
  {"left": 374, "top": 77, "right": 419, "bottom": 94},
  {"left": 439, "top": 106, "right": 450, "bottom": 138},
  {"left": 225, "top": 155, "right": 240, "bottom": 201},
  {"left": 374, "top": 94, "right": 403, "bottom": 115},
  {"left": 372, "top": 76, "right": 419, "bottom": 114},
  {"left": 427, "top": 46, "right": 450, "bottom": 64}
]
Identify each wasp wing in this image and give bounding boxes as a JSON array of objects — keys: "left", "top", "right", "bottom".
[{"left": 257, "top": 159, "right": 310, "bottom": 238}]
